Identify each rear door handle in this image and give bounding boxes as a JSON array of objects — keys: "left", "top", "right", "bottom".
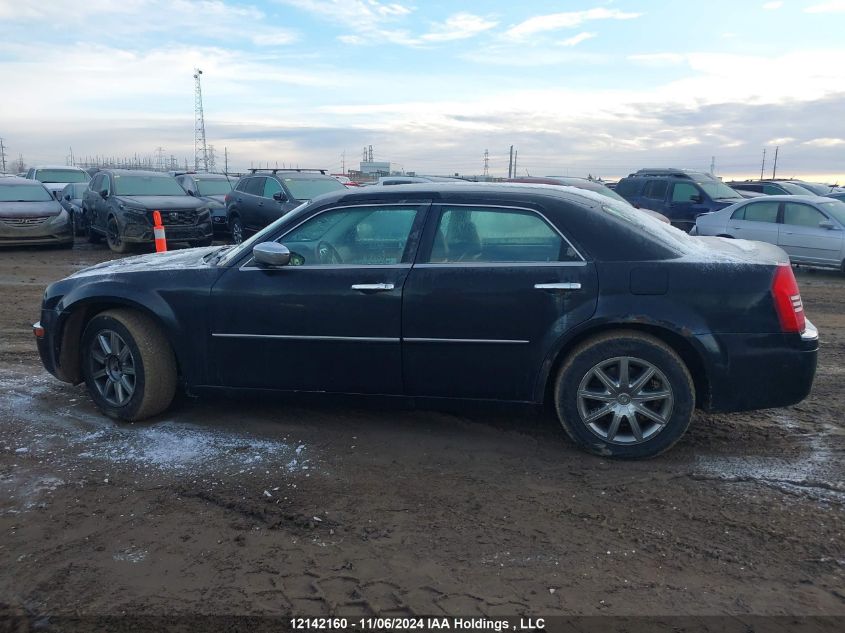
[
  {"left": 534, "top": 282, "right": 581, "bottom": 291},
  {"left": 351, "top": 283, "right": 395, "bottom": 292}
]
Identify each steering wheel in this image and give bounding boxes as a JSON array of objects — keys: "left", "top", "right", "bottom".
[{"left": 316, "top": 241, "right": 343, "bottom": 264}]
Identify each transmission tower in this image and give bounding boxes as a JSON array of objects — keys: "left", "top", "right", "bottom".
[
  {"left": 0, "top": 138, "right": 6, "bottom": 173},
  {"left": 207, "top": 144, "right": 217, "bottom": 172},
  {"left": 193, "top": 68, "right": 209, "bottom": 172},
  {"left": 483, "top": 149, "right": 489, "bottom": 177}
]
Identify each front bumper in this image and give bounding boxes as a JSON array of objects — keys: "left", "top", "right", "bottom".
[
  {"left": 121, "top": 214, "right": 213, "bottom": 243},
  {"left": 0, "top": 213, "right": 73, "bottom": 246},
  {"left": 702, "top": 319, "right": 819, "bottom": 412}
]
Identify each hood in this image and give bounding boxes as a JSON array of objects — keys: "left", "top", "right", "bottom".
[
  {"left": 199, "top": 194, "right": 226, "bottom": 207},
  {"left": 69, "top": 245, "right": 222, "bottom": 278},
  {"left": 117, "top": 195, "right": 207, "bottom": 210},
  {"left": 0, "top": 200, "right": 63, "bottom": 217}
]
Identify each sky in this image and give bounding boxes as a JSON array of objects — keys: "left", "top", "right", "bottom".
[{"left": 1, "top": 0, "right": 844, "bottom": 182}]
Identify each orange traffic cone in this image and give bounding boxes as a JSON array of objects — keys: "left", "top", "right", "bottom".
[{"left": 153, "top": 211, "right": 167, "bottom": 253}]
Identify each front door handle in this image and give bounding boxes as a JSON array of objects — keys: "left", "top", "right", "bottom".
[
  {"left": 534, "top": 282, "right": 581, "bottom": 291},
  {"left": 351, "top": 283, "right": 395, "bottom": 292}
]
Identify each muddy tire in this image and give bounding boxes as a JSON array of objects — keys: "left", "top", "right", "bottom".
[
  {"left": 554, "top": 330, "right": 695, "bottom": 459},
  {"left": 81, "top": 309, "right": 177, "bottom": 421}
]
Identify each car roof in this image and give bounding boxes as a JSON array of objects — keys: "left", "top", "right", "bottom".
[
  {"left": 31, "top": 164, "right": 87, "bottom": 170},
  {"left": 736, "top": 195, "right": 826, "bottom": 203},
  {"left": 0, "top": 175, "right": 43, "bottom": 185},
  {"left": 101, "top": 169, "right": 175, "bottom": 177}
]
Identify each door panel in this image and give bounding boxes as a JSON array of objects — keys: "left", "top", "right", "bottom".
[
  {"left": 778, "top": 202, "right": 842, "bottom": 264},
  {"left": 728, "top": 200, "right": 780, "bottom": 243},
  {"left": 402, "top": 204, "right": 598, "bottom": 402}
]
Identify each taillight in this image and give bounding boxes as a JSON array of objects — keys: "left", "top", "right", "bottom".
[{"left": 772, "top": 264, "right": 806, "bottom": 333}]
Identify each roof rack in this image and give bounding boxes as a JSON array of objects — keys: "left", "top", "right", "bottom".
[
  {"left": 248, "top": 168, "right": 327, "bottom": 175},
  {"left": 630, "top": 168, "right": 714, "bottom": 179}
]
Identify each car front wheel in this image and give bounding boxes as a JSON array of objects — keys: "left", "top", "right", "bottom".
[
  {"left": 229, "top": 215, "right": 244, "bottom": 244},
  {"left": 554, "top": 331, "right": 695, "bottom": 459},
  {"left": 81, "top": 309, "right": 177, "bottom": 421},
  {"left": 106, "top": 216, "right": 131, "bottom": 253}
]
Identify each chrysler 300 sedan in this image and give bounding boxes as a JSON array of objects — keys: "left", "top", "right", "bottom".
[{"left": 34, "top": 184, "right": 818, "bottom": 458}]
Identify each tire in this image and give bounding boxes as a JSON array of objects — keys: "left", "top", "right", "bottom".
[
  {"left": 84, "top": 208, "right": 102, "bottom": 244},
  {"left": 106, "top": 215, "right": 131, "bottom": 254},
  {"left": 229, "top": 215, "right": 244, "bottom": 244},
  {"left": 80, "top": 309, "right": 177, "bottom": 421},
  {"left": 554, "top": 330, "right": 695, "bottom": 459}
]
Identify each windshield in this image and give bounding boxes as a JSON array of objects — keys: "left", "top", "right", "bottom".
[
  {"left": 114, "top": 175, "right": 187, "bottom": 196},
  {"left": 699, "top": 181, "right": 742, "bottom": 200},
  {"left": 217, "top": 202, "right": 309, "bottom": 266},
  {"left": 0, "top": 184, "right": 53, "bottom": 202},
  {"left": 796, "top": 182, "right": 832, "bottom": 195},
  {"left": 35, "top": 169, "right": 89, "bottom": 183},
  {"left": 196, "top": 178, "right": 234, "bottom": 196},
  {"left": 820, "top": 201, "right": 845, "bottom": 225},
  {"left": 283, "top": 177, "right": 345, "bottom": 201}
]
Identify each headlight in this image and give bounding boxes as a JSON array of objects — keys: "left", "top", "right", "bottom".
[
  {"left": 51, "top": 209, "right": 69, "bottom": 224},
  {"left": 120, "top": 203, "right": 147, "bottom": 215}
]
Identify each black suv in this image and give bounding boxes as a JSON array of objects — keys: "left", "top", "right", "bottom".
[
  {"left": 174, "top": 172, "right": 235, "bottom": 236},
  {"left": 224, "top": 168, "right": 346, "bottom": 243},
  {"left": 82, "top": 170, "right": 212, "bottom": 253},
  {"left": 727, "top": 180, "right": 815, "bottom": 196},
  {"left": 615, "top": 168, "right": 743, "bottom": 231}
]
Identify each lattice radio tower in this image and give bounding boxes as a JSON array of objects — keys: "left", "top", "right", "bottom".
[
  {"left": 193, "top": 69, "right": 209, "bottom": 172},
  {"left": 483, "top": 149, "right": 489, "bottom": 177}
]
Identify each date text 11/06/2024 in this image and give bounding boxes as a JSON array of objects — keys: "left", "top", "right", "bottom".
[{"left": 290, "top": 617, "right": 546, "bottom": 631}]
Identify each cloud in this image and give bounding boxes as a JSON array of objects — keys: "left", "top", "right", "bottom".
[
  {"left": 420, "top": 13, "right": 498, "bottom": 42},
  {"left": 762, "top": 1, "right": 784, "bottom": 9},
  {"left": 802, "top": 138, "right": 845, "bottom": 147},
  {"left": 504, "top": 8, "right": 641, "bottom": 40},
  {"left": 559, "top": 32, "right": 596, "bottom": 47},
  {"left": 628, "top": 53, "right": 686, "bottom": 66},
  {"left": 804, "top": 1, "right": 845, "bottom": 12}
]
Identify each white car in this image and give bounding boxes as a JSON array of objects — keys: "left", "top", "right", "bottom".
[
  {"left": 26, "top": 165, "right": 90, "bottom": 200},
  {"left": 694, "top": 195, "right": 845, "bottom": 271}
]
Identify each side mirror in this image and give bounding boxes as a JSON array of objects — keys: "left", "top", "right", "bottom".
[
  {"left": 64, "top": 194, "right": 71, "bottom": 201},
  {"left": 100, "top": 189, "right": 109, "bottom": 199},
  {"left": 272, "top": 191, "right": 287, "bottom": 202},
  {"left": 819, "top": 219, "right": 838, "bottom": 230},
  {"left": 253, "top": 242, "right": 291, "bottom": 267},
  {"left": 690, "top": 194, "right": 703, "bottom": 203},
  {"left": 187, "top": 189, "right": 196, "bottom": 197}
]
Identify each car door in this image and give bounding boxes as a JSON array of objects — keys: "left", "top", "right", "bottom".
[
  {"left": 668, "top": 182, "right": 708, "bottom": 229},
  {"left": 402, "top": 203, "right": 598, "bottom": 402},
  {"left": 778, "top": 202, "right": 842, "bottom": 265},
  {"left": 92, "top": 173, "right": 112, "bottom": 231},
  {"left": 638, "top": 179, "right": 668, "bottom": 214},
  {"left": 236, "top": 177, "right": 264, "bottom": 232},
  {"left": 726, "top": 200, "right": 780, "bottom": 243},
  {"left": 209, "top": 202, "right": 429, "bottom": 393},
  {"left": 260, "top": 177, "right": 287, "bottom": 228}
]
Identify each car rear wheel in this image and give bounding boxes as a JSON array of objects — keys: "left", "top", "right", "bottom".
[
  {"left": 554, "top": 331, "right": 695, "bottom": 459},
  {"left": 229, "top": 215, "right": 244, "bottom": 244},
  {"left": 81, "top": 309, "right": 177, "bottom": 421},
  {"left": 106, "top": 216, "right": 131, "bottom": 253}
]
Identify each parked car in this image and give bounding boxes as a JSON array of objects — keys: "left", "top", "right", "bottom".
[
  {"left": 505, "top": 176, "right": 671, "bottom": 223},
  {"left": 735, "top": 189, "right": 767, "bottom": 199},
  {"left": 727, "top": 180, "right": 816, "bottom": 196},
  {"left": 693, "top": 195, "right": 845, "bottom": 271},
  {"left": 225, "top": 168, "right": 346, "bottom": 243},
  {"left": 788, "top": 181, "right": 840, "bottom": 196},
  {"left": 25, "top": 165, "right": 90, "bottom": 200},
  {"left": 615, "top": 168, "right": 743, "bottom": 231},
  {"left": 175, "top": 172, "right": 234, "bottom": 237},
  {"left": 34, "top": 184, "right": 818, "bottom": 459},
  {"left": 81, "top": 169, "right": 213, "bottom": 253},
  {"left": 59, "top": 182, "right": 89, "bottom": 236},
  {"left": 374, "top": 175, "right": 470, "bottom": 186},
  {"left": 0, "top": 175, "right": 73, "bottom": 247}
]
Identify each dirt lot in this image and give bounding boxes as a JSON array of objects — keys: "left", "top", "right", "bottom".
[{"left": 0, "top": 243, "right": 843, "bottom": 622}]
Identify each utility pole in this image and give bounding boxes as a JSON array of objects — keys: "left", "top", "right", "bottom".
[
  {"left": 0, "top": 138, "right": 6, "bottom": 172},
  {"left": 341, "top": 150, "right": 346, "bottom": 175},
  {"left": 193, "top": 68, "right": 209, "bottom": 172},
  {"left": 224, "top": 147, "right": 229, "bottom": 175},
  {"left": 508, "top": 145, "right": 513, "bottom": 178},
  {"left": 483, "top": 149, "right": 489, "bottom": 177},
  {"left": 710, "top": 155, "right": 715, "bottom": 176},
  {"left": 513, "top": 150, "right": 518, "bottom": 177},
  {"left": 772, "top": 146, "right": 779, "bottom": 179},
  {"left": 760, "top": 148, "right": 767, "bottom": 181}
]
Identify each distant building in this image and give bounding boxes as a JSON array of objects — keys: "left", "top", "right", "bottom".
[{"left": 359, "top": 161, "right": 392, "bottom": 176}]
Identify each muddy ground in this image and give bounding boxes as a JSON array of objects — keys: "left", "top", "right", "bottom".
[{"left": 0, "top": 242, "right": 843, "bottom": 622}]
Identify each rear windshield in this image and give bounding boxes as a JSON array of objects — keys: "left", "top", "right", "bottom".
[
  {"left": 35, "top": 169, "right": 89, "bottom": 183},
  {"left": 779, "top": 182, "right": 815, "bottom": 195},
  {"left": 796, "top": 182, "right": 832, "bottom": 196},
  {"left": 283, "top": 177, "right": 345, "bottom": 201},
  {"left": 0, "top": 184, "right": 53, "bottom": 202},
  {"left": 196, "top": 179, "right": 234, "bottom": 196},
  {"left": 698, "top": 181, "right": 742, "bottom": 200},
  {"left": 114, "top": 175, "right": 187, "bottom": 196},
  {"left": 820, "top": 201, "right": 845, "bottom": 225}
]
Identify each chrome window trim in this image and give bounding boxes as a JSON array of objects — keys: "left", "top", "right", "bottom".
[
  {"left": 427, "top": 202, "right": 585, "bottom": 263},
  {"left": 414, "top": 261, "right": 586, "bottom": 269},
  {"left": 403, "top": 337, "right": 529, "bottom": 345},
  {"left": 239, "top": 262, "right": 412, "bottom": 272},
  {"left": 212, "top": 333, "right": 400, "bottom": 343}
]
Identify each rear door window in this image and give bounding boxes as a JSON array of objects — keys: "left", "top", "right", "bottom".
[
  {"left": 428, "top": 206, "right": 578, "bottom": 263},
  {"left": 740, "top": 201, "right": 780, "bottom": 223},
  {"left": 642, "top": 180, "right": 668, "bottom": 200}
]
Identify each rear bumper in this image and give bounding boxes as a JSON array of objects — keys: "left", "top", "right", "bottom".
[{"left": 701, "top": 319, "right": 818, "bottom": 412}]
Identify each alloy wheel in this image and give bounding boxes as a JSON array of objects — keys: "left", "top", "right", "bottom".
[
  {"left": 576, "top": 356, "right": 674, "bottom": 445},
  {"left": 89, "top": 329, "right": 136, "bottom": 407}
]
